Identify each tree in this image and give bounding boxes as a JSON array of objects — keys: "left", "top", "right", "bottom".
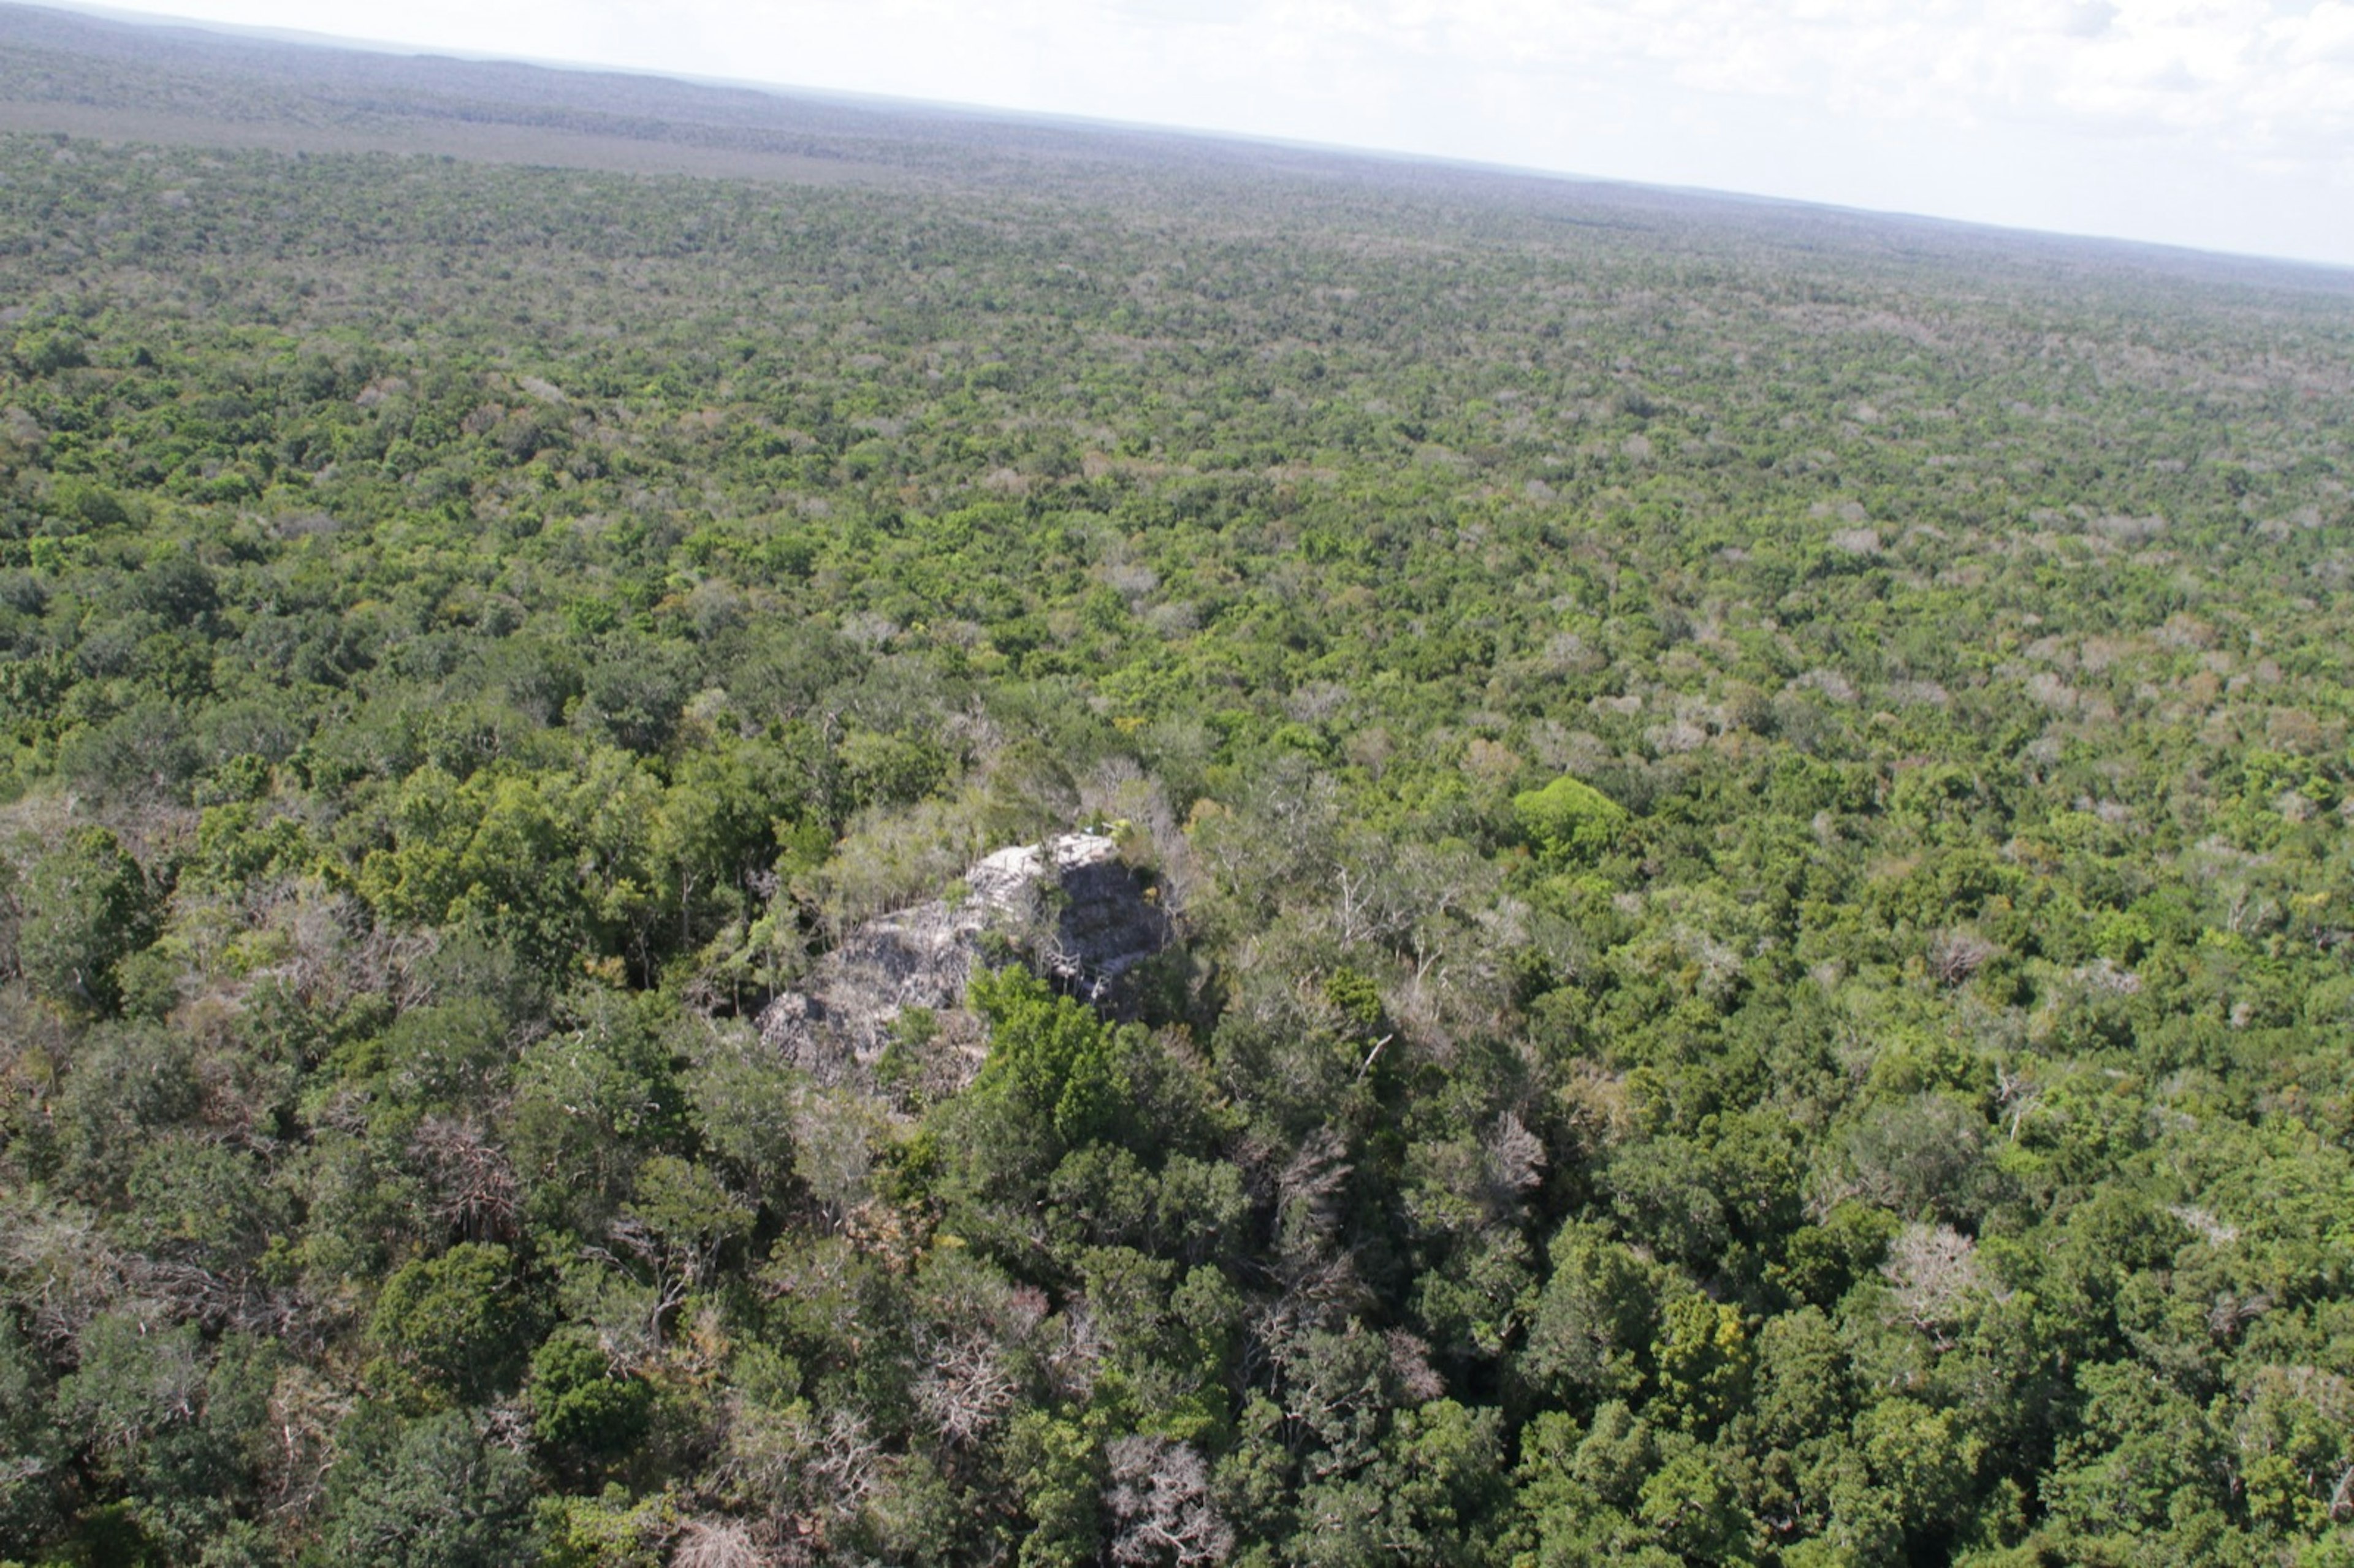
[
  {"left": 528, "top": 1328, "right": 653, "bottom": 1463},
  {"left": 1637, "top": 1442, "right": 1753, "bottom": 1564},
  {"left": 969, "top": 964, "right": 1134, "bottom": 1152},
  {"left": 1104, "top": 1434, "right": 1233, "bottom": 1567},
  {"left": 1853, "top": 1396, "right": 1985, "bottom": 1549},
  {"left": 1519, "top": 1221, "right": 1660, "bottom": 1408},
  {"left": 2042, "top": 1361, "right": 2227, "bottom": 1543},
  {"left": 1514, "top": 774, "right": 1629, "bottom": 868},
  {"left": 52, "top": 1317, "right": 276, "bottom": 1559},
  {"left": 18, "top": 826, "right": 156, "bottom": 1015},
  {"left": 318, "top": 1409, "right": 542, "bottom": 1568},
  {"left": 0, "top": 1319, "right": 62, "bottom": 1552},
  {"left": 368, "top": 1243, "right": 538, "bottom": 1403},
  {"left": 1650, "top": 1296, "right": 1750, "bottom": 1437},
  {"left": 505, "top": 990, "right": 685, "bottom": 1232}
]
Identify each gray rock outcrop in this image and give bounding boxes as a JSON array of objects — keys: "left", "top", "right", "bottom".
[{"left": 757, "top": 831, "right": 1171, "bottom": 1086}]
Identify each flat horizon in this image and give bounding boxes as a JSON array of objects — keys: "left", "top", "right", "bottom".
[{"left": 15, "top": 0, "right": 2353, "bottom": 272}]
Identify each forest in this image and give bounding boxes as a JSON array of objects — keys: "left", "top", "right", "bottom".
[{"left": 2, "top": 53, "right": 2353, "bottom": 1568}]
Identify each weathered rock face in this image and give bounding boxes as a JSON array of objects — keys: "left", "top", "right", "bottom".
[{"left": 757, "top": 832, "right": 1170, "bottom": 1086}]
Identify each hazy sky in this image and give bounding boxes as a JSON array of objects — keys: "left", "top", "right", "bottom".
[{"left": 112, "top": 0, "right": 2354, "bottom": 266}]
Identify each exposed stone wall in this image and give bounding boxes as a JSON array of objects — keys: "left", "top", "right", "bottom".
[{"left": 756, "top": 832, "right": 1170, "bottom": 1087}]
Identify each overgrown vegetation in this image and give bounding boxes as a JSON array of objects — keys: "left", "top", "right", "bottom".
[{"left": 1, "top": 118, "right": 2352, "bottom": 1567}]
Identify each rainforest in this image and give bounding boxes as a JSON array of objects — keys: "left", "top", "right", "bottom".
[{"left": 3, "top": 13, "right": 2354, "bottom": 1566}]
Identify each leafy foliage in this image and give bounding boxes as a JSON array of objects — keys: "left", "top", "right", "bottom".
[{"left": 0, "top": 58, "right": 2352, "bottom": 1567}]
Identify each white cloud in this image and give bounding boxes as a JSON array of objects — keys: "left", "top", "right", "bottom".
[{"left": 1348, "top": 0, "right": 2354, "bottom": 154}]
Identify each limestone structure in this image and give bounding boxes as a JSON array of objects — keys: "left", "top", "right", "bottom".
[{"left": 756, "top": 831, "right": 1171, "bottom": 1086}]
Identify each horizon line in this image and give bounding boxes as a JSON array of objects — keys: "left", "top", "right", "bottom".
[{"left": 11, "top": 0, "right": 2354, "bottom": 280}]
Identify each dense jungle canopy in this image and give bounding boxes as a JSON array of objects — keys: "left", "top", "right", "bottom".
[{"left": 3, "top": 14, "right": 2354, "bottom": 1565}]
